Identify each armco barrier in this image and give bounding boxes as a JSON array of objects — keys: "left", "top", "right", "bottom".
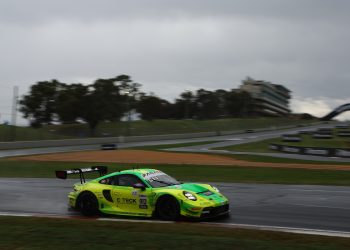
[{"left": 269, "top": 144, "right": 350, "bottom": 158}]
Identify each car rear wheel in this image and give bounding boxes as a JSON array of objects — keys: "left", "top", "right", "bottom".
[
  {"left": 78, "top": 192, "right": 99, "bottom": 216},
  {"left": 156, "top": 195, "right": 180, "bottom": 221}
]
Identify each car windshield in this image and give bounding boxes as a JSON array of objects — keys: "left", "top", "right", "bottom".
[{"left": 144, "top": 172, "right": 180, "bottom": 188}]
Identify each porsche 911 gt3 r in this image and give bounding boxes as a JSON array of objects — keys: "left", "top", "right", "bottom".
[{"left": 56, "top": 167, "right": 229, "bottom": 220}]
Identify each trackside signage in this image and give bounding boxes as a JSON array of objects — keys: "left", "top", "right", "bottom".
[{"left": 269, "top": 144, "right": 350, "bottom": 158}]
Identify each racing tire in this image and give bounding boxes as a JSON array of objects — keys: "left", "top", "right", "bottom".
[
  {"left": 155, "top": 195, "right": 180, "bottom": 221},
  {"left": 77, "top": 192, "right": 99, "bottom": 216}
]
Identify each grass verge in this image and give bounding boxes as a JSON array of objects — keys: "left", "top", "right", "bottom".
[
  {"left": 44, "top": 117, "right": 318, "bottom": 138},
  {"left": 1, "top": 160, "right": 350, "bottom": 185},
  {"left": 216, "top": 135, "right": 350, "bottom": 153},
  {"left": 1, "top": 117, "right": 318, "bottom": 142},
  {"left": 224, "top": 154, "right": 350, "bottom": 165},
  {"left": 0, "top": 216, "right": 349, "bottom": 250}
]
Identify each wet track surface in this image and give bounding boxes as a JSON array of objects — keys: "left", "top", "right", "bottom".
[{"left": 1, "top": 178, "right": 350, "bottom": 232}]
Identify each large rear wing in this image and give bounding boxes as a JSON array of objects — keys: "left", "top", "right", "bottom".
[{"left": 55, "top": 166, "right": 108, "bottom": 184}]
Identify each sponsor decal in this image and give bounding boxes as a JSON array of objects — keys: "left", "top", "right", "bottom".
[
  {"left": 116, "top": 198, "right": 137, "bottom": 204},
  {"left": 132, "top": 191, "right": 138, "bottom": 196},
  {"left": 200, "top": 191, "right": 213, "bottom": 196},
  {"left": 142, "top": 170, "right": 164, "bottom": 180},
  {"left": 139, "top": 194, "right": 148, "bottom": 207},
  {"left": 139, "top": 199, "right": 147, "bottom": 205}
]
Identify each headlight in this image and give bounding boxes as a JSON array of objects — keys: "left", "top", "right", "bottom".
[
  {"left": 211, "top": 186, "right": 220, "bottom": 193},
  {"left": 183, "top": 191, "right": 197, "bottom": 201}
]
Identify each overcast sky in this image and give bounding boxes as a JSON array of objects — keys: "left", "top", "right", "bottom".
[{"left": 1, "top": 0, "right": 350, "bottom": 125}]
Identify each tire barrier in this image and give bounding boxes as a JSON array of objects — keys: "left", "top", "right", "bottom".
[{"left": 269, "top": 144, "right": 350, "bottom": 158}]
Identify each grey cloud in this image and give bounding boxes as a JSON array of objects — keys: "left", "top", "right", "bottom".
[
  {"left": 1, "top": 0, "right": 350, "bottom": 124},
  {"left": 1, "top": 0, "right": 350, "bottom": 25}
]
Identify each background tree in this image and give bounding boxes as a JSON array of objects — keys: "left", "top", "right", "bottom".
[
  {"left": 215, "top": 89, "right": 229, "bottom": 118},
  {"left": 136, "top": 94, "right": 173, "bottom": 121},
  {"left": 19, "top": 80, "right": 62, "bottom": 127},
  {"left": 194, "top": 89, "right": 221, "bottom": 119},
  {"left": 173, "top": 91, "right": 196, "bottom": 119},
  {"left": 55, "top": 83, "right": 88, "bottom": 124},
  {"left": 81, "top": 75, "right": 140, "bottom": 135},
  {"left": 225, "top": 90, "right": 252, "bottom": 117}
]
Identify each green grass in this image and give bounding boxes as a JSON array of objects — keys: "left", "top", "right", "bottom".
[
  {"left": 216, "top": 134, "right": 350, "bottom": 153},
  {"left": 0, "top": 117, "right": 318, "bottom": 142},
  {"left": 43, "top": 117, "right": 318, "bottom": 138},
  {"left": 2, "top": 160, "right": 350, "bottom": 185},
  {"left": 128, "top": 140, "right": 350, "bottom": 165},
  {"left": 0, "top": 124, "right": 71, "bottom": 142},
  {"left": 0, "top": 216, "right": 349, "bottom": 250}
]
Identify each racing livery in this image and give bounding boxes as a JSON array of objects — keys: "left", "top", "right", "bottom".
[{"left": 56, "top": 167, "right": 229, "bottom": 220}]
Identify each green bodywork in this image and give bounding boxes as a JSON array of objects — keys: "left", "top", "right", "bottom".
[{"left": 68, "top": 169, "right": 229, "bottom": 218}]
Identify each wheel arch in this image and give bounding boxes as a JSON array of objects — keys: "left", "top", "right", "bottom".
[
  {"left": 76, "top": 190, "right": 98, "bottom": 209},
  {"left": 154, "top": 193, "right": 181, "bottom": 206},
  {"left": 154, "top": 193, "right": 181, "bottom": 220}
]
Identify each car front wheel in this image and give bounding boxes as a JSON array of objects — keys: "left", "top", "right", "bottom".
[{"left": 156, "top": 195, "right": 180, "bottom": 221}]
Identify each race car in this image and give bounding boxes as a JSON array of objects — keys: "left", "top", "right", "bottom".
[{"left": 56, "top": 166, "right": 229, "bottom": 220}]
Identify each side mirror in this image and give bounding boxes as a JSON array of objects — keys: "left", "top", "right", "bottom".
[{"left": 133, "top": 183, "right": 146, "bottom": 191}]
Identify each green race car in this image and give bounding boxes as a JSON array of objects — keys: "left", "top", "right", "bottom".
[{"left": 56, "top": 166, "right": 229, "bottom": 220}]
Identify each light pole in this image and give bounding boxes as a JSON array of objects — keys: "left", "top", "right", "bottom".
[{"left": 11, "top": 86, "right": 19, "bottom": 141}]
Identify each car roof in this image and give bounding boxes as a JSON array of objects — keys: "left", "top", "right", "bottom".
[{"left": 99, "top": 168, "right": 161, "bottom": 179}]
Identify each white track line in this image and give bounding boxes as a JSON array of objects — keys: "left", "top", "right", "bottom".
[
  {"left": 0, "top": 211, "right": 349, "bottom": 238},
  {"left": 202, "top": 222, "right": 350, "bottom": 238}
]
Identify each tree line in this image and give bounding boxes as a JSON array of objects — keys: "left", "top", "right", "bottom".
[{"left": 19, "top": 75, "right": 253, "bottom": 135}]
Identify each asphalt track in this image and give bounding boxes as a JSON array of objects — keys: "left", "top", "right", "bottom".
[
  {"left": 0, "top": 178, "right": 349, "bottom": 233},
  {"left": 1, "top": 123, "right": 349, "bottom": 162}
]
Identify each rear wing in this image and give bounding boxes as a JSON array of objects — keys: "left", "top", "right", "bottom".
[{"left": 55, "top": 166, "right": 108, "bottom": 184}]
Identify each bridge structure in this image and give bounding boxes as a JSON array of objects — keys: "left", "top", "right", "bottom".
[{"left": 321, "top": 103, "right": 350, "bottom": 120}]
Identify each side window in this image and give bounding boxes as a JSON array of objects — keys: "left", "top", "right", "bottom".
[
  {"left": 117, "top": 174, "right": 143, "bottom": 187},
  {"left": 99, "top": 177, "right": 112, "bottom": 185},
  {"left": 99, "top": 176, "right": 118, "bottom": 185}
]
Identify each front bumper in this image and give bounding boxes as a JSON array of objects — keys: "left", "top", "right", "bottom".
[
  {"left": 181, "top": 202, "right": 230, "bottom": 219},
  {"left": 200, "top": 204, "right": 230, "bottom": 218},
  {"left": 68, "top": 192, "right": 78, "bottom": 208}
]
